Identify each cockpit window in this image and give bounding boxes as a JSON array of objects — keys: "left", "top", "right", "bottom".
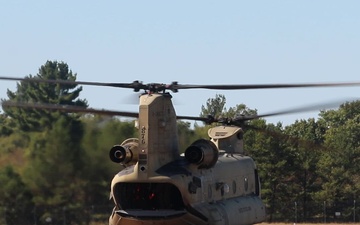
[{"left": 114, "top": 182, "right": 185, "bottom": 211}]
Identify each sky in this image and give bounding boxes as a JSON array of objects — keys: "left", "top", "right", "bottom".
[{"left": 1, "top": 1, "right": 360, "bottom": 126}]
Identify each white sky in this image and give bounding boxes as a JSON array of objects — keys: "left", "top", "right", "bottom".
[{"left": 1, "top": 1, "right": 360, "bottom": 126}]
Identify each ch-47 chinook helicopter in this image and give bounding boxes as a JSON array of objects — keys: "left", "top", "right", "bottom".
[{"left": 2, "top": 76, "right": 360, "bottom": 225}]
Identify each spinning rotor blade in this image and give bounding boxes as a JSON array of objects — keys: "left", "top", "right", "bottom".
[
  {"left": 1, "top": 101, "right": 139, "bottom": 118},
  {"left": 0, "top": 76, "right": 145, "bottom": 90},
  {"left": 2, "top": 76, "right": 360, "bottom": 92},
  {"left": 176, "top": 115, "right": 214, "bottom": 124},
  {"left": 240, "top": 101, "right": 344, "bottom": 121},
  {"left": 239, "top": 99, "right": 352, "bottom": 122},
  {"left": 189, "top": 99, "right": 354, "bottom": 126},
  {"left": 174, "top": 82, "right": 360, "bottom": 90},
  {"left": 0, "top": 101, "right": 212, "bottom": 123},
  {"left": 1, "top": 101, "right": 209, "bottom": 121},
  {"left": 1, "top": 98, "right": 355, "bottom": 126}
]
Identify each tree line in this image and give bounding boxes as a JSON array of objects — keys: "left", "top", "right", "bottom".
[{"left": 1, "top": 61, "right": 360, "bottom": 224}]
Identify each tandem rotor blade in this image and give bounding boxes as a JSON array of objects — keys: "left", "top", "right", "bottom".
[
  {"left": 2, "top": 97, "right": 354, "bottom": 124},
  {"left": 2, "top": 76, "right": 360, "bottom": 92},
  {"left": 0, "top": 76, "right": 145, "bottom": 90},
  {"left": 1, "top": 101, "right": 216, "bottom": 122},
  {"left": 1, "top": 101, "right": 217, "bottom": 123},
  {"left": 173, "top": 82, "right": 360, "bottom": 90},
  {"left": 187, "top": 99, "right": 356, "bottom": 125},
  {"left": 1, "top": 101, "right": 139, "bottom": 118},
  {"left": 1, "top": 101, "right": 213, "bottom": 121},
  {"left": 238, "top": 99, "right": 353, "bottom": 122}
]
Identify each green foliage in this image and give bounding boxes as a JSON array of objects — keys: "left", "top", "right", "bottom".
[
  {"left": 200, "top": 94, "right": 227, "bottom": 118},
  {"left": 81, "top": 117, "right": 137, "bottom": 206},
  {"left": 316, "top": 102, "right": 360, "bottom": 208},
  {"left": 0, "top": 165, "right": 33, "bottom": 225},
  {"left": 200, "top": 94, "right": 258, "bottom": 119},
  {"left": 0, "top": 113, "right": 14, "bottom": 136},
  {"left": 3, "top": 60, "right": 88, "bottom": 131},
  {"left": 246, "top": 121, "right": 298, "bottom": 221},
  {"left": 284, "top": 119, "right": 326, "bottom": 220},
  {"left": 319, "top": 100, "right": 360, "bottom": 128},
  {"left": 177, "top": 121, "right": 198, "bottom": 153},
  {"left": 226, "top": 103, "right": 258, "bottom": 118},
  {"left": 22, "top": 116, "right": 86, "bottom": 224}
]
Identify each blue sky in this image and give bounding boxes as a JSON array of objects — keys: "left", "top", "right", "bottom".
[{"left": 1, "top": 1, "right": 360, "bottom": 126}]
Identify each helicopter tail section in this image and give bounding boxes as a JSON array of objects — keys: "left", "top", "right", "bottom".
[{"left": 136, "top": 93, "right": 180, "bottom": 178}]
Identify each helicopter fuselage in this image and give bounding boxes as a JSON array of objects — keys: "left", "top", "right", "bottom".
[{"left": 108, "top": 93, "right": 266, "bottom": 225}]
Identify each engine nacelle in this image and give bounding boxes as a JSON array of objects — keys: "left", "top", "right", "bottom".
[
  {"left": 185, "top": 139, "right": 219, "bottom": 169},
  {"left": 109, "top": 138, "right": 139, "bottom": 165}
]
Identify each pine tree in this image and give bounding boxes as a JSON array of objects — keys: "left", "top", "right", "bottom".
[{"left": 3, "top": 60, "right": 88, "bottom": 131}]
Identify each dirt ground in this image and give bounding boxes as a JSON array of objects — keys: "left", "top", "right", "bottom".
[{"left": 259, "top": 223, "right": 360, "bottom": 225}]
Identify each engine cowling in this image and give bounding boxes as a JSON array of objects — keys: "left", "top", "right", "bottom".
[
  {"left": 185, "top": 139, "right": 219, "bottom": 169},
  {"left": 109, "top": 138, "right": 139, "bottom": 165}
]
